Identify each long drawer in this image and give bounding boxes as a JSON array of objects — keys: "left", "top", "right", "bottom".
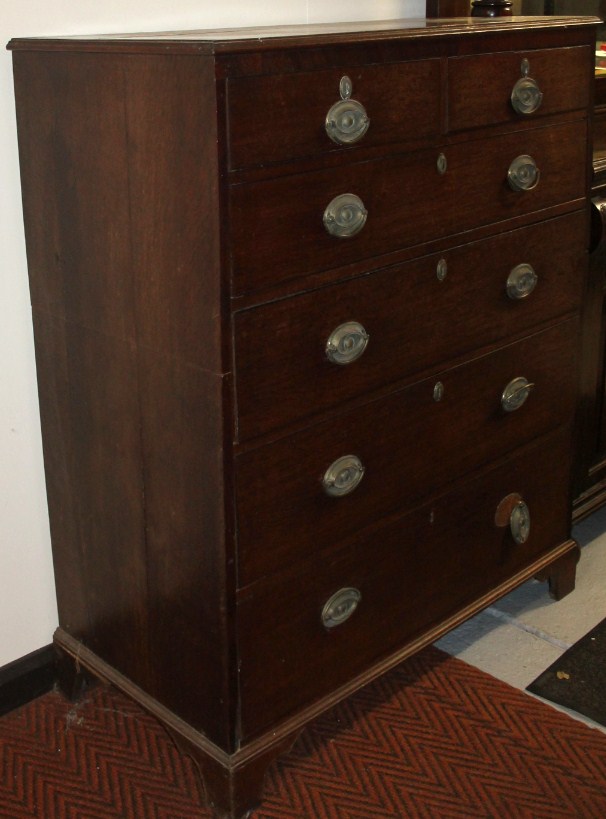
[
  {"left": 234, "top": 211, "right": 585, "bottom": 441},
  {"left": 237, "top": 427, "right": 573, "bottom": 738},
  {"left": 236, "top": 318, "right": 577, "bottom": 586},
  {"left": 230, "top": 119, "right": 586, "bottom": 294}
]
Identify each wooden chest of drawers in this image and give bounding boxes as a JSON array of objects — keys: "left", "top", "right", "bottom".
[{"left": 8, "top": 15, "right": 598, "bottom": 818}]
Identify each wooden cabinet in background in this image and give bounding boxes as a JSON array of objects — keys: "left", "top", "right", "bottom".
[
  {"left": 575, "top": 72, "right": 606, "bottom": 519},
  {"left": 426, "top": 0, "right": 513, "bottom": 16},
  {"left": 8, "top": 15, "right": 598, "bottom": 818},
  {"left": 426, "top": 0, "right": 472, "bottom": 15}
]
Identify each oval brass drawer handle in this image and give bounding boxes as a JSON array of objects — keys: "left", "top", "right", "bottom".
[
  {"left": 501, "top": 376, "right": 535, "bottom": 412},
  {"left": 511, "top": 58, "right": 543, "bottom": 116},
  {"left": 326, "top": 100, "right": 369, "bottom": 145},
  {"left": 323, "top": 193, "right": 368, "bottom": 238},
  {"left": 507, "top": 263, "right": 538, "bottom": 300},
  {"left": 507, "top": 155, "right": 540, "bottom": 192},
  {"left": 326, "top": 321, "right": 369, "bottom": 365},
  {"left": 494, "top": 493, "right": 531, "bottom": 544},
  {"left": 325, "top": 75, "right": 370, "bottom": 146},
  {"left": 322, "top": 455, "right": 365, "bottom": 497},
  {"left": 510, "top": 499, "right": 531, "bottom": 544},
  {"left": 511, "top": 78, "right": 543, "bottom": 116},
  {"left": 322, "top": 587, "right": 361, "bottom": 628}
]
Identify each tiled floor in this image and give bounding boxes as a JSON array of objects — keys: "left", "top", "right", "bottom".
[{"left": 435, "top": 504, "right": 606, "bottom": 732}]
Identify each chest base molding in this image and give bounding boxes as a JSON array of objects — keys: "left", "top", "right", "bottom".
[{"left": 54, "top": 538, "right": 580, "bottom": 818}]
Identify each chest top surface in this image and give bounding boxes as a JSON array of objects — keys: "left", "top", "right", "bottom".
[{"left": 7, "top": 15, "right": 601, "bottom": 54}]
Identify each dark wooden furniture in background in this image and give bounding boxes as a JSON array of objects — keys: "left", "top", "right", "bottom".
[
  {"left": 8, "top": 15, "right": 598, "bottom": 819},
  {"left": 471, "top": 1, "right": 513, "bottom": 16},
  {"left": 575, "top": 2, "right": 606, "bottom": 519},
  {"left": 426, "top": 0, "right": 513, "bottom": 16},
  {"left": 577, "top": 60, "right": 606, "bottom": 518},
  {"left": 426, "top": 1, "right": 472, "bottom": 15}
]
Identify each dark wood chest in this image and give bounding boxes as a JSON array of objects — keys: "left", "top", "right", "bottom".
[{"left": 8, "top": 15, "right": 598, "bottom": 817}]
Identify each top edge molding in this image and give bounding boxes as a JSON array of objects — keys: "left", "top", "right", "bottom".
[{"left": 7, "top": 16, "right": 602, "bottom": 56}]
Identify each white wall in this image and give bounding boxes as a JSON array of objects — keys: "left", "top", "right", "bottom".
[{"left": 0, "top": 1, "right": 425, "bottom": 668}]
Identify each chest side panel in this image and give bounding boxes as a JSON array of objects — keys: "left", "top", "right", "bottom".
[{"left": 12, "top": 49, "right": 236, "bottom": 749}]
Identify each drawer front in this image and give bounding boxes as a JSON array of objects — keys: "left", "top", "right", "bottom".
[
  {"left": 235, "top": 211, "right": 586, "bottom": 441},
  {"left": 237, "top": 428, "right": 573, "bottom": 738},
  {"left": 236, "top": 319, "right": 577, "bottom": 586},
  {"left": 448, "top": 46, "right": 592, "bottom": 133},
  {"left": 230, "top": 119, "right": 586, "bottom": 294},
  {"left": 228, "top": 59, "right": 442, "bottom": 169}
]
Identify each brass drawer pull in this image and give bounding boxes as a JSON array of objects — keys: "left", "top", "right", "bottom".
[
  {"left": 511, "top": 77, "right": 543, "bottom": 115},
  {"left": 495, "top": 493, "right": 531, "bottom": 544},
  {"left": 507, "top": 263, "right": 538, "bottom": 299},
  {"left": 326, "top": 100, "right": 369, "bottom": 145},
  {"left": 511, "top": 59, "right": 543, "bottom": 116},
  {"left": 322, "top": 587, "right": 361, "bottom": 628},
  {"left": 507, "top": 155, "right": 540, "bottom": 192},
  {"left": 325, "top": 76, "right": 369, "bottom": 145},
  {"left": 510, "top": 499, "right": 531, "bottom": 544},
  {"left": 323, "top": 193, "right": 368, "bottom": 238},
  {"left": 322, "top": 455, "right": 365, "bottom": 497},
  {"left": 326, "top": 321, "right": 369, "bottom": 365},
  {"left": 501, "top": 376, "right": 535, "bottom": 412}
]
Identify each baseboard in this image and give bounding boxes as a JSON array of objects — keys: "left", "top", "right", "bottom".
[{"left": 0, "top": 644, "right": 56, "bottom": 717}]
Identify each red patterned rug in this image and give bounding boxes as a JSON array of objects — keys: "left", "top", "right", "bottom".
[{"left": 2, "top": 646, "right": 606, "bottom": 818}]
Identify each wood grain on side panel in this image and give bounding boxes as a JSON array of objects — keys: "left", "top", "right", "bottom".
[{"left": 12, "top": 51, "right": 235, "bottom": 749}]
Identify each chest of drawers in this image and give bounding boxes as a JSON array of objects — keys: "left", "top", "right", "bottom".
[{"left": 8, "top": 15, "right": 598, "bottom": 818}]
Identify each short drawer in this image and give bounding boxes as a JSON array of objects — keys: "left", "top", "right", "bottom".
[
  {"left": 448, "top": 45, "right": 592, "bottom": 133},
  {"left": 230, "top": 119, "right": 586, "bottom": 294},
  {"left": 235, "top": 318, "right": 577, "bottom": 586},
  {"left": 234, "top": 211, "right": 586, "bottom": 441},
  {"left": 227, "top": 59, "right": 441, "bottom": 169},
  {"left": 237, "top": 427, "right": 573, "bottom": 738}
]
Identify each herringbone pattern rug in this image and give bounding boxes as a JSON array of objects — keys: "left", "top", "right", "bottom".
[{"left": 2, "top": 646, "right": 606, "bottom": 817}]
